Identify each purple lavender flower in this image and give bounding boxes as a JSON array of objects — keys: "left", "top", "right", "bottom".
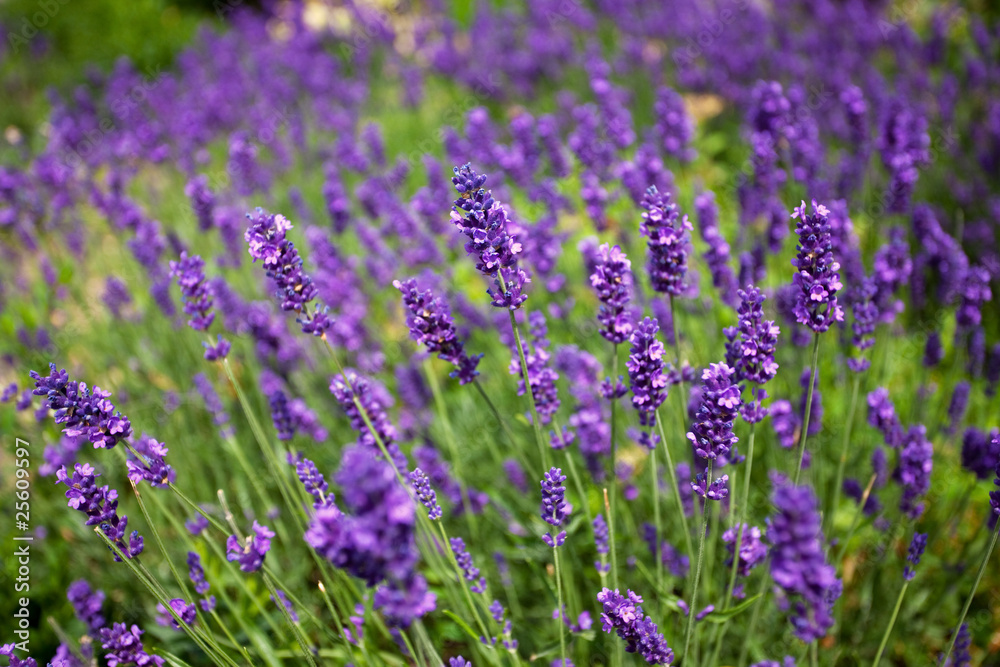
[
  {"left": 31, "top": 364, "right": 132, "bottom": 449},
  {"left": 450, "top": 537, "right": 487, "bottom": 593},
  {"left": 768, "top": 477, "right": 840, "bottom": 642},
  {"left": 102, "top": 277, "right": 132, "bottom": 320},
  {"left": 193, "top": 373, "right": 231, "bottom": 438},
  {"left": 271, "top": 589, "right": 299, "bottom": 623},
  {"left": 508, "top": 311, "right": 560, "bottom": 425},
  {"left": 186, "top": 515, "right": 209, "bottom": 536},
  {"left": 410, "top": 468, "right": 442, "bottom": 520},
  {"left": 56, "top": 463, "right": 143, "bottom": 561},
  {"left": 450, "top": 164, "right": 530, "bottom": 310},
  {"left": 654, "top": 86, "right": 695, "bottom": 162},
  {"left": 722, "top": 524, "right": 767, "bottom": 583},
  {"left": 593, "top": 514, "right": 610, "bottom": 574},
  {"left": 169, "top": 252, "right": 216, "bottom": 332},
  {"left": 640, "top": 186, "right": 692, "bottom": 297},
  {"left": 67, "top": 579, "right": 105, "bottom": 634},
  {"left": 770, "top": 400, "right": 798, "bottom": 450},
  {"left": 724, "top": 285, "right": 779, "bottom": 422},
  {"left": 295, "top": 457, "right": 332, "bottom": 509},
  {"left": 946, "top": 381, "right": 970, "bottom": 435},
  {"left": 961, "top": 428, "right": 1000, "bottom": 480},
  {"left": 187, "top": 551, "right": 211, "bottom": 597},
  {"left": 898, "top": 425, "right": 933, "bottom": 519},
  {"left": 589, "top": 243, "right": 634, "bottom": 344},
  {"left": 125, "top": 434, "right": 174, "bottom": 489},
  {"left": 686, "top": 363, "right": 741, "bottom": 462},
  {"left": 225, "top": 521, "right": 274, "bottom": 573},
  {"left": 790, "top": 201, "right": 844, "bottom": 333},
  {"left": 267, "top": 389, "right": 295, "bottom": 440},
  {"left": 99, "top": 623, "right": 164, "bottom": 667},
  {"left": 541, "top": 467, "right": 568, "bottom": 547},
  {"left": 692, "top": 472, "right": 729, "bottom": 501},
  {"left": 903, "top": 532, "right": 927, "bottom": 581},
  {"left": 394, "top": 278, "right": 482, "bottom": 385},
  {"left": 245, "top": 208, "right": 332, "bottom": 336},
  {"left": 695, "top": 191, "right": 738, "bottom": 307},
  {"left": 330, "top": 370, "right": 407, "bottom": 473},
  {"left": 156, "top": 599, "right": 197, "bottom": 629},
  {"left": 847, "top": 278, "right": 879, "bottom": 373},
  {"left": 185, "top": 175, "right": 215, "bottom": 231},
  {"left": 596, "top": 588, "right": 674, "bottom": 664},
  {"left": 942, "top": 623, "right": 971, "bottom": 667},
  {"left": 0, "top": 644, "right": 37, "bottom": 667},
  {"left": 867, "top": 388, "right": 903, "bottom": 448},
  {"left": 627, "top": 318, "right": 668, "bottom": 434}
]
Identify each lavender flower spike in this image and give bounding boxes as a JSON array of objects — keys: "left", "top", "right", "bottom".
[
  {"left": 590, "top": 243, "right": 634, "bottom": 344},
  {"left": 627, "top": 317, "right": 669, "bottom": 434},
  {"left": 903, "top": 532, "right": 927, "bottom": 581},
  {"left": 394, "top": 278, "right": 483, "bottom": 385},
  {"left": 686, "top": 363, "right": 741, "bottom": 462},
  {"left": 410, "top": 468, "right": 442, "bottom": 520},
  {"left": 640, "top": 186, "right": 692, "bottom": 297},
  {"left": 450, "top": 537, "right": 487, "bottom": 593},
  {"left": 169, "top": 252, "right": 216, "bottom": 332},
  {"left": 596, "top": 588, "right": 674, "bottom": 664},
  {"left": 541, "top": 467, "right": 568, "bottom": 547},
  {"left": 31, "top": 363, "right": 132, "bottom": 450},
  {"left": 226, "top": 521, "right": 274, "bottom": 573},
  {"left": 790, "top": 200, "right": 844, "bottom": 333},
  {"left": 245, "top": 208, "right": 332, "bottom": 336}
]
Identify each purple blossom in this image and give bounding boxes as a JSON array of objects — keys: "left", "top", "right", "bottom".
[
  {"left": 244, "top": 208, "right": 332, "bottom": 336},
  {"left": 695, "top": 191, "right": 738, "bottom": 307},
  {"left": 961, "top": 428, "right": 1000, "bottom": 480},
  {"left": 686, "top": 363, "right": 741, "bottom": 462},
  {"left": 724, "top": 285, "right": 779, "bottom": 421},
  {"left": 187, "top": 552, "right": 211, "bottom": 596},
  {"left": 410, "top": 468, "right": 442, "bottom": 520},
  {"left": 169, "top": 252, "right": 216, "bottom": 331},
  {"left": 394, "top": 278, "right": 482, "bottom": 384},
  {"left": 867, "top": 388, "right": 903, "bottom": 448},
  {"left": 903, "top": 532, "right": 927, "bottom": 581},
  {"left": 450, "top": 537, "right": 487, "bottom": 593},
  {"left": 330, "top": 370, "right": 407, "bottom": 472},
  {"left": 271, "top": 589, "right": 299, "bottom": 623},
  {"left": 67, "top": 579, "right": 105, "bottom": 634},
  {"left": 790, "top": 201, "right": 844, "bottom": 333},
  {"left": 98, "top": 623, "right": 164, "bottom": 667},
  {"left": 125, "top": 434, "right": 174, "bottom": 488},
  {"left": 31, "top": 363, "right": 132, "bottom": 449},
  {"left": 156, "top": 599, "right": 197, "bottom": 630},
  {"left": 508, "top": 311, "right": 560, "bottom": 425},
  {"left": 450, "top": 164, "right": 530, "bottom": 310},
  {"left": 102, "top": 277, "right": 132, "bottom": 320},
  {"left": 589, "top": 243, "right": 634, "bottom": 344},
  {"left": 0, "top": 644, "right": 37, "bottom": 667},
  {"left": 723, "top": 524, "right": 768, "bottom": 583},
  {"left": 596, "top": 588, "right": 673, "bottom": 664},
  {"left": 185, "top": 175, "right": 215, "bottom": 231},
  {"left": 768, "top": 478, "right": 840, "bottom": 642},
  {"left": 898, "top": 425, "right": 933, "bottom": 519},
  {"left": 692, "top": 472, "right": 729, "bottom": 501},
  {"left": 654, "top": 86, "right": 695, "bottom": 162},
  {"left": 541, "top": 467, "right": 568, "bottom": 547},
  {"left": 946, "top": 381, "right": 970, "bottom": 435},
  {"left": 627, "top": 318, "right": 668, "bottom": 434},
  {"left": 640, "top": 186, "right": 692, "bottom": 297},
  {"left": 847, "top": 277, "right": 879, "bottom": 373},
  {"left": 56, "top": 463, "right": 143, "bottom": 561},
  {"left": 593, "top": 514, "right": 610, "bottom": 574},
  {"left": 295, "top": 456, "right": 332, "bottom": 509},
  {"left": 225, "top": 521, "right": 274, "bottom": 573}
]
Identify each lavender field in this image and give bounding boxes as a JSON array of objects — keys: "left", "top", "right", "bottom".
[{"left": 1, "top": 1, "right": 999, "bottom": 665}]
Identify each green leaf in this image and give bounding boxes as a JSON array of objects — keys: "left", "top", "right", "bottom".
[
  {"left": 442, "top": 609, "right": 487, "bottom": 646},
  {"left": 701, "top": 594, "right": 763, "bottom": 623}
]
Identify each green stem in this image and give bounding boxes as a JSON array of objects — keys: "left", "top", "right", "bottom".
[
  {"left": 650, "top": 445, "right": 663, "bottom": 596},
  {"left": 794, "top": 333, "right": 821, "bottom": 485},
  {"left": 602, "top": 487, "right": 623, "bottom": 667},
  {"left": 554, "top": 546, "right": 567, "bottom": 667},
  {"left": 941, "top": 520, "right": 1000, "bottom": 665},
  {"left": 834, "top": 473, "right": 878, "bottom": 566},
  {"left": 829, "top": 372, "right": 862, "bottom": 533},
  {"left": 438, "top": 522, "right": 493, "bottom": 646},
  {"left": 682, "top": 461, "right": 712, "bottom": 666},
  {"left": 507, "top": 307, "right": 549, "bottom": 470},
  {"left": 609, "top": 345, "right": 621, "bottom": 591},
  {"left": 737, "top": 564, "right": 772, "bottom": 667},
  {"left": 871, "top": 581, "right": 908, "bottom": 667},
  {"left": 654, "top": 408, "right": 694, "bottom": 561}
]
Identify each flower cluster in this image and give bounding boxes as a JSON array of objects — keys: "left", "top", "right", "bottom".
[
  {"left": 169, "top": 252, "right": 217, "bottom": 333},
  {"left": 450, "top": 164, "right": 530, "bottom": 309},
  {"left": 508, "top": 311, "right": 561, "bottom": 425},
  {"left": 724, "top": 285, "right": 779, "bottom": 422},
  {"left": 56, "top": 463, "right": 143, "bottom": 561},
  {"left": 244, "top": 208, "right": 331, "bottom": 335},
  {"left": 410, "top": 468, "right": 442, "bottom": 520},
  {"left": 226, "top": 521, "right": 274, "bottom": 573},
  {"left": 596, "top": 588, "right": 674, "bottom": 665},
  {"left": 394, "top": 278, "right": 483, "bottom": 384},
  {"left": 589, "top": 243, "right": 634, "bottom": 344},
  {"left": 687, "top": 363, "right": 741, "bottom": 463},
  {"left": 125, "top": 434, "right": 174, "bottom": 489},
  {"left": 541, "top": 467, "right": 568, "bottom": 547},
  {"left": 450, "top": 537, "right": 487, "bottom": 593},
  {"left": 330, "top": 370, "right": 408, "bottom": 473},
  {"left": 867, "top": 388, "right": 903, "bottom": 448},
  {"left": 722, "top": 524, "right": 768, "bottom": 593},
  {"left": 897, "top": 425, "right": 933, "bottom": 519},
  {"left": 903, "top": 532, "right": 927, "bottom": 581},
  {"left": 295, "top": 456, "right": 333, "bottom": 510},
  {"left": 187, "top": 552, "right": 217, "bottom": 612},
  {"left": 593, "top": 514, "right": 610, "bottom": 574},
  {"left": 99, "top": 623, "right": 165, "bottom": 667},
  {"left": 627, "top": 317, "right": 668, "bottom": 435},
  {"left": 640, "top": 186, "right": 692, "bottom": 296},
  {"left": 768, "top": 478, "right": 840, "bottom": 642},
  {"left": 67, "top": 579, "right": 105, "bottom": 634},
  {"left": 790, "top": 201, "right": 844, "bottom": 333},
  {"left": 31, "top": 363, "right": 132, "bottom": 449}
]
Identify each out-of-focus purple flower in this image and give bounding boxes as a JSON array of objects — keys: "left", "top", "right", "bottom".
[
  {"left": 56, "top": 463, "right": 143, "bottom": 561},
  {"left": 867, "top": 388, "right": 903, "bottom": 448},
  {"left": 245, "top": 208, "right": 331, "bottom": 336},
  {"left": 156, "top": 598, "right": 197, "bottom": 630},
  {"left": 271, "top": 589, "right": 298, "bottom": 623},
  {"left": 695, "top": 191, "right": 738, "bottom": 307},
  {"left": 508, "top": 311, "right": 560, "bottom": 425},
  {"left": 410, "top": 468, "right": 442, "bottom": 520},
  {"left": 98, "top": 623, "right": 164, "bottom": 667},
  {"left": 723, "top": 524, "right": 768, "bottom": 585},
  {"left": 541, "top": 467, "right": 568, "bottom": 547},
  {"left": 503, "top": 459, "right": 528, "bottom": 493},
  {"left": 31, "top": 364, "right": 132, "bottom": 449},
  {"left": 330, "top": 370, "right": 407, "bottom": 472},
  {"left": 450, "top": 164, "right": 530, "bottom": 310},
  {"left": 848, "top": 277, "right": 879, "bottom": 373},
  {"left": 898, "top": 425, "right": 933, "bottom": 519},
  {"left": 654, "top": 86, "right": 695, "bottom": 163},
  {"left": 170, "top": 252, "right": 216, "bottom": 332},
  {"left": 185, "top": 175, "right": 215, "bottom": 232},
  {"left": 924, "top": 332, "right": 944, "bottom": 368},
  {"left": 596, "top": 588, "right": 673, "bottom": 664},
  {"left": 225, "top": 521, "right": 274, "bottom": 573},
  {"left": 790, "top": 201, "right": 844, "bottom": 333},
  {"left": 640, "top": 186, "right": 692, "bottom": 297},
  {"left": 768, "top": 478, "right": 840, "bottom": 642},
  {"left": 102, "top": 277, "right": 132, "bottom": 320},
  {"left": 187, "top": 551, "right": 211, "bottom": 598},
  {"left": 193, "top": 373, "right": 232, "bottom": 439},
  {"left": 872, "top": 227, "right": 911, "bottom": 324},
  {"left": 203, "top": 335, "right": 231, "bottom": 362},
  {"left": 593, "top": 514, "right": 610, "bottom": 574},
  {"left": 589, "top": 243, "right": 634, "bottom": 344},
  {"left": 961, "top": 428, "right": 1000, "bottom": 480},
  {"left": 394, "top": 278, "right": 483, "bottom": 385},
  {"left": 903, "top": 532, "right": 927, "bottom": 581},
  {"left": 687, "top": 363, "right": 740, "bottom": 462},
  {"left": 941, "top": 623, "right": 971, "bottom": 667},
  {"left": 770, "top": 400, "right": 797, "bottom": 450},
  {"left": 627, "top": 318, "right": 668, "bottom": 436},
  {"left": 186, "top": 514, "right": 209, "bottom": 536},
  {"left": 450, "top": 537, "right": 487, "bottom": 593},
  {"left": 877, "top": 99, "right": 929, "bottom": 214},
  {"left": 946, "top": 381, "right": 970, "bottom": 435},
  {"left": 67, "top": 579, "right": 105, "bottom": 634}
]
